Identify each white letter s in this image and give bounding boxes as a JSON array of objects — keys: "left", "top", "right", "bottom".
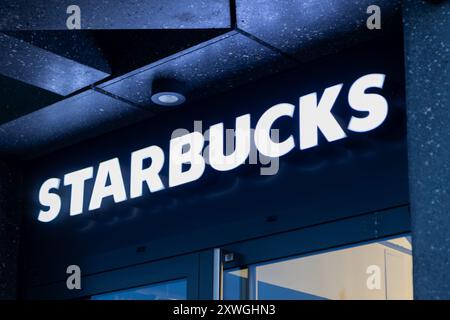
[
  {"left": 38, "top": 178, "right": 61, "bottom": 222},
  {"left": 348, "top": 73, "right": 388, "bottom": 133}
]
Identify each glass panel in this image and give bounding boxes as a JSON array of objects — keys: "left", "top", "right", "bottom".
[
  {"left": 223, "top": 268, "right": 249, "bottom": 300},
  {"left": 253, "top": 236, "right": 413, "bottom": 300},
  {"left": 223, "top": 236, "right": 413, "bottom": 300},
  {"left": 91, "top": 278, "right": 187, "bottom": 300}
]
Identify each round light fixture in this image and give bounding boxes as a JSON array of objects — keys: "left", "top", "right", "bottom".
[
  {"left": 150, "top": 78, "right": 186, "bottom": 107},
  {"left": 151, "top": 91, "right": 186, "bottom": 106}
]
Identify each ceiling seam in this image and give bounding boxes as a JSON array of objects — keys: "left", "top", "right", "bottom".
[
  {"left": 91, "top": 87, "right": 156, "bottom": 114},
  {"left": 235, "top": 27, "right": 304, "bottom": 66}
]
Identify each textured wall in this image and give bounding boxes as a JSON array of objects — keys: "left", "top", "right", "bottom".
[
  {"left": 0, "top": 160, "right": 21, "bottom": 299},
  {"left": 403, "top": 0, "right": 450, "bottom": 299}
]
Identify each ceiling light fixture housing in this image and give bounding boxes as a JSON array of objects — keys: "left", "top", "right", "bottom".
[{"left": 151, "top": 78, "right": 186, "bottom": 106}]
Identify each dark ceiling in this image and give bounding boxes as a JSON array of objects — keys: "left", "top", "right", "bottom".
[{"left": 0, "top": 0, "right": 401, "bottom": 159}]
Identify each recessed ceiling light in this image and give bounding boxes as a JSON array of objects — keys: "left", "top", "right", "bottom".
[
  {"left": 151, "top": 78, "right": 186, "bottom": 107},
  {"left": 151, "top": 91, "right": 186, "bottom": 106}
]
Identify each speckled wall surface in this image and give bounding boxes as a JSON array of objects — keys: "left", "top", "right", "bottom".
[
  {"left": 403, "top": 0, "right": 450, "bottom": 299},
  {"left": 0, "top": 161, "right": 21, "bottom": 299}
]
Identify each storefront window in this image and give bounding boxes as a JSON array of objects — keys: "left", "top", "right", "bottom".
[
  {"left": 91, "top": 278, "right": 187, "bottom": 300},
  {"left": 223, "top": 236, "right": 413, "bottom": 300}
]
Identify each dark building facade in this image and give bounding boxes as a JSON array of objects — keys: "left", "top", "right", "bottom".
[{"left": 0, "top": 0, "right": 448, "bottom": 300}]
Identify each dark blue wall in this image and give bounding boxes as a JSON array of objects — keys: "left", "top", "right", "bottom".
[
  {"left": 0, "top": 161, "right": 21, "bottom": 299},
  {"left": 404, "top": 0, "right": 450, "bottom": 300}
]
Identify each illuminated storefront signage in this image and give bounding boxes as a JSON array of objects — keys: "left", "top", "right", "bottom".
[{"left": 37, "top": 73, "right": 389, "bottom": 222}]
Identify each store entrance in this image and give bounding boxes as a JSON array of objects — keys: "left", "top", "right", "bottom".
[{"left": 26, "top": 205, "right": 411, "bottom": 300}]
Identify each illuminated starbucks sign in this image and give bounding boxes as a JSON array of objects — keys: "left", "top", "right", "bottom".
[{"left": 37, "top": 73, "right": 389, "bottom": 222}]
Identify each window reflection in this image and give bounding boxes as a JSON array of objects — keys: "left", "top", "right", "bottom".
[
  {"left": 223, "top": 268, "right": 248, "bottom": 300},
  {"left": 223, "top": 236, "right": 413, "bottom": 300},
  {"left": 91, "top": 278, "right": 187, "bottom": 300}
]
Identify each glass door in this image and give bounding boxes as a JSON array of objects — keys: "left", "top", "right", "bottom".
[{"left": 85, "top": 253, "right": 200, "bottom": 300}]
